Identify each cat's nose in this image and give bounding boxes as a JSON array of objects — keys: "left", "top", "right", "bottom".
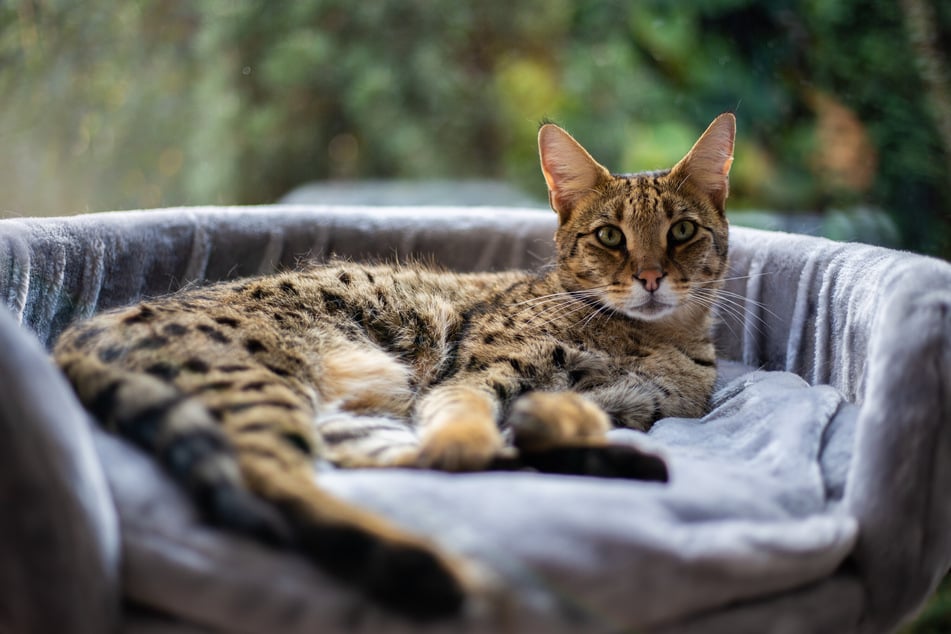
[{"left": 636, "top": 268, "right": 665, "bottom": 293}]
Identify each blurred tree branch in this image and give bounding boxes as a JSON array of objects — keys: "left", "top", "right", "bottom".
[{"left": 900, "top": 0, "right": 951, "bottom": 185}]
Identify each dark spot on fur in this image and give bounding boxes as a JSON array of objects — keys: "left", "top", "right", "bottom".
[
  {"left": 320, "top": 290, "right": 347, "bottom": 311},
  {"left": 116, "top": 396, "right": 185, "bottom": 448},
  {"left": 689, "top": 356, "right": 715, "bottom": 368},
  {"left": 249, "top": 286, "right": 272, "bottom": 300},
  {"left": 194, "top": 380, "right": 233, "bottom": 392},
  {"left": 213, "top": 400, "right": 298, "bottom": 416},
  {"left": 241, "top": 381, "right": 271, "bottom": 391},
  {"left": 162, "top": 429, "right": 229, "bottom": 481},
  {"left": 568, "top": 369, "right": 587, "bottom": 386},
  {"left": 162, "top": 323, "right": 189, "bottom": 336},
  {"left": 184, "top": 358, "right": 210, "bottom": 373},
  {"left": 219, "top": 364, "right": 251, "bottom": 373},
  {"left": 122, "top": 306, "right": 156, "bottom": 325},
  {"left": 88, "top": 380, "right": 121, "bottom": 421},
  {"left": 214, "top": 316, "right": 241, "bottom": 328},
  {"left": 264, "top": 363, "right": 292, "bottom": 378},
  {"left": 364, "top": 271, "right": 375, "bottom": 283},
  {"left": 337, "top": 271, "right": 352, "bottom": 286},
  {"left": 133, "top": 335, "right": 169, "bottom": 351},
  {"left": 465, "top": 357, "right": 489, "bottom": 372},
  {"left": 197, "top": 324, "right": 230, "bottom": 344},
  {"left": 73, "top": 327, "right": 105, "bottom": 348},
  {"left": 98, "top": 346, "right": 123, "bottom": 363},
  {"left": 281, "top": 431, "right": 313, "bottom": 454},
  {"left": 145, "top": 362, "right": 180, "bottom": 381},
  {"left": 245, "top": 338, "right": 267, "bottom": 354},
  {"left": 552, "top": 346, "right": 567, "bottom": 368},
  {"left": 235, "top": 422, "right": 270, "bottom": 435},
  {"left": 490, "top": 381, "right": 509, "bottom": 403},
  {"left": 279, "top": 281, "right": 299, "bottom": 296},
  {"left": 483, "top": 333, "right": 496, "bottom": 345}
]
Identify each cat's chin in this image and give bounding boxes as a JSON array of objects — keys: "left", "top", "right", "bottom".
[{"left": 618, "top": 298, "right": 678, "bottom": 321}]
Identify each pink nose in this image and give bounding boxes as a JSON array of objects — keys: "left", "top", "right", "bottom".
[{"left": 636, "top": 268, "right": 664, "bottom": 292}]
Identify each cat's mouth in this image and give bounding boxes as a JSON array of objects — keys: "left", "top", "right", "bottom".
[{"left": 618, "top": 295, "right": 678, "bottom": 321}]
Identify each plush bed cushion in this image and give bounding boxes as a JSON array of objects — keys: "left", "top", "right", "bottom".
[{"left": 1, "top": 206, "right": 949, "bottom": 633}]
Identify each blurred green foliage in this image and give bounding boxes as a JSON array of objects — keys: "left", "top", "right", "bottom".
[{"left": 1, "top": 1, "right": 949, "bottom": 255}]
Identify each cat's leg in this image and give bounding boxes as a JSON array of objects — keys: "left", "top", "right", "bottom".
[
  {"left": 505, "top": 391, "right": 668, "bottom": 482},
  {"left": 505, "top": 391, "right": 611, "bottom": 452},
  {"left": 413, "top": 384, "right": 511, "bottom": 471}
]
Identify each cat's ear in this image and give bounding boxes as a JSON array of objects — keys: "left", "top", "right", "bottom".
[
  {"left": 538, "top": 124, "right": 611, "bottom": 222},
  {"left": 669, "top": 113, "right": 736, "bottom": 210}
]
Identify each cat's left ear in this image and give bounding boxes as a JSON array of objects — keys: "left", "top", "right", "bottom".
[
  {"left": 538, "top": 124, "right": 611, "bottom": 223},
  {"left": 669, "top": 113, "right": 736, "bottom": 210}
]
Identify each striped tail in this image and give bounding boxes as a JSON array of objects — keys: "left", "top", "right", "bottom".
[{"left": 56, "top": 351, "right": 292, "bottom": 545}]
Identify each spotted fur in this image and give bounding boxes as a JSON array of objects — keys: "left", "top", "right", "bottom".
[{"left": 53, "top": 114, "right": 735, "bottom": 620}]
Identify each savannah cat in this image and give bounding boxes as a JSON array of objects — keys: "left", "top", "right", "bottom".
[{"left": 53, "top": 113, "right": 735, "bottom": 620}]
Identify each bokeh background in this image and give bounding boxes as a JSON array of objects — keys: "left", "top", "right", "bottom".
[
  {"left": 2, "top": 2, "right": 951, "bottom": 629},
  {"left": 2, "top": 1, "right": 950, "bottom": 257}
]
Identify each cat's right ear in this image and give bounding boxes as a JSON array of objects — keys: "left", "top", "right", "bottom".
[{"left": 538, "top": 124, "right": 610, "bottom": 223}]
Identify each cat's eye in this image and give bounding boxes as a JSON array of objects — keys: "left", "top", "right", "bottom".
[
  {"left": 670, "top": 220, "right": 696, "bottom": 243},
  {"left": 595, "top": 225, "right": 625, "bottom": 248}
]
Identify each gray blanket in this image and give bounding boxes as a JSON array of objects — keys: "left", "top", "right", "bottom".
[{"left": 1, "top": 206, "right": 950, "bottom": 634}]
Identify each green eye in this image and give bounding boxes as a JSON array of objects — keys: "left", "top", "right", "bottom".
[
  {"left": 595, "top": 225, "right": 624, "bottom": 248},
  {"left": 670, "top": 220, "right": 696, "bottom": 243}
]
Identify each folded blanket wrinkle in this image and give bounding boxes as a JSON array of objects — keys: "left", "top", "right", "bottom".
[{"left": 0, "top": 205, "right": 948, "bottom": 634}]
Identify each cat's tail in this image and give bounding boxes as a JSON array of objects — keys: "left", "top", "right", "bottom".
[{"left": 55, "top": 350, "right": 293, "bottom": 545}]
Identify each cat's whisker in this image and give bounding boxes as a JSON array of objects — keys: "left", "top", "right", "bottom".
[
  {"left": 694, "top": 271, "right": 776, "bottom": 286},
  {"left": 534, "top": 298, "right": 600, "bottom": 326},
  {"left": 711, "top": 290, "right": 783, "bottom": 321},
  {"left": 510, "top": 285, "right": 612, "bottom": 308}
]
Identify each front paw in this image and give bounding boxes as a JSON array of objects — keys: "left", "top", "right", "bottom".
[
  {"left": 517, "top": 444, "right": 668, "bottom": 482},
  {"left": 507, "top": 391, "right": 610, "bottom": 451},
  {"left": 416, "top": 421, "right": 512, "bottom": 472}
]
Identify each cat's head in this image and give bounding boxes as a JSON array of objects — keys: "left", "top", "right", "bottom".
[{"left": 538, "top": 114, "right": 734, "bottom": 322}]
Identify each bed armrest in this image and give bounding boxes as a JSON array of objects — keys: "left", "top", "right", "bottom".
[
  {"left": 723, "top": 226, "right": 951, "bottom": 631},
  {"left": 0, "top": 306, "right": 120, "bottom": 634}
]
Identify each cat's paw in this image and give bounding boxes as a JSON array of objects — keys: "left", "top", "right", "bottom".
[
  {"left": 516, "top": 444, "right": 668, "bottom": 482},
  {"left": 507, "top": 391, "right": 610, "bottom": 451},
  {"left": 416, "top": 420, "right": 513, "bottom": 472}
]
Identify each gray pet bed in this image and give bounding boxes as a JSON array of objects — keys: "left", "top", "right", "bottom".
[{"left": 1, "top": 205, "right": 949, "bottom": 633}]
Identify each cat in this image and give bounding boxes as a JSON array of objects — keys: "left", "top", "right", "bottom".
[{"left": 53, "top": 113, "right": 735, "bottom": 620}]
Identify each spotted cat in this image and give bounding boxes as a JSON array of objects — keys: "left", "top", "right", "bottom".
[{"left": 53, "top": 113, "right": 735, "bottom": 619}]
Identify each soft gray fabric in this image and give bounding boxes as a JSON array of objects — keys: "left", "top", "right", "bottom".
[
  {"left": 90, "top": 365, "right": 859, "bottom": 633},
  {"left": 0, "top": 304, "right": 120, "bottom": 634},
  {"left": 0, "top": 205, "right": 949, "bottom": 633}
]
